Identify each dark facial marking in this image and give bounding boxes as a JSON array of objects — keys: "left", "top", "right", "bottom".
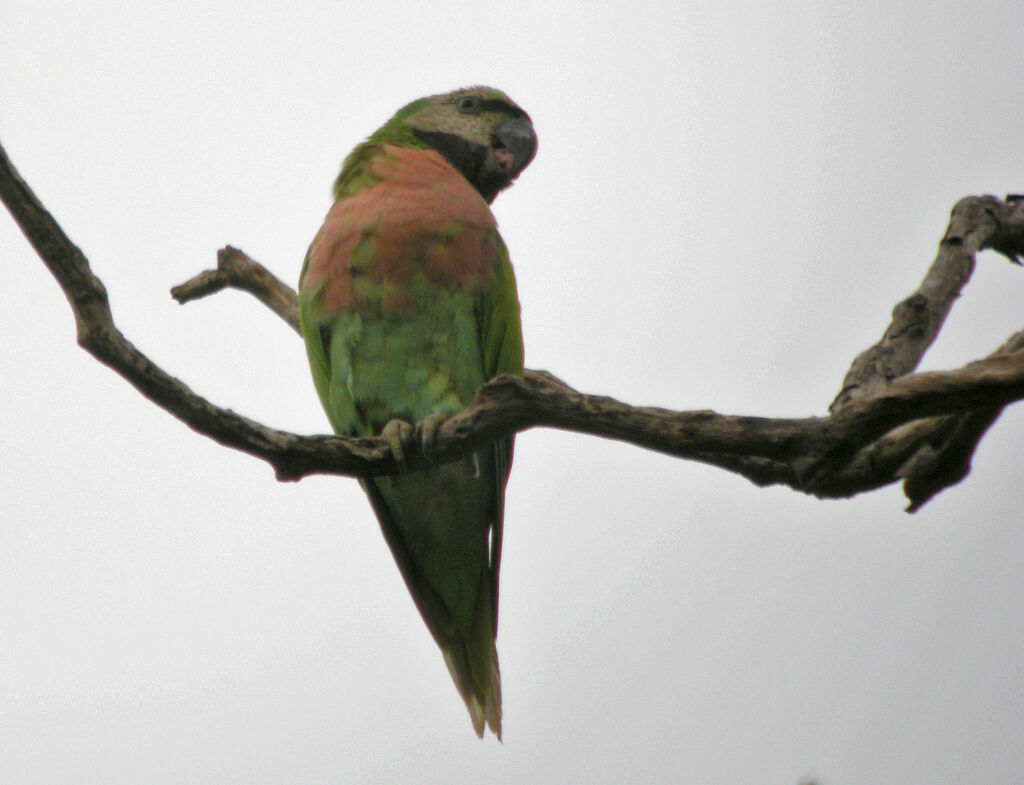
[
  {"left": 412, "top": 128, "right": 511, "bottom": 203},
  {"left": 476, "top": 99, "right": 527, "bottom": 120}
]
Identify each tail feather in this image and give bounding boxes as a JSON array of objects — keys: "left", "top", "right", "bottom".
[
  {"left": 442, "top": 602, "right": 502, "bottom": 739},
  {"left": 359, "top": 471, "right": 504, "bottom": 738}
]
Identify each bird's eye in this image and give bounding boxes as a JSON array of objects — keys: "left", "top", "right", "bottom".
[{"left": 456, "top": 96, "right": 481, "bottom": 113}]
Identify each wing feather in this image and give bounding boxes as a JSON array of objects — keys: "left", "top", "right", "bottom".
[{"left": 476, "top": 232, "right": 524, "bottom": 626}]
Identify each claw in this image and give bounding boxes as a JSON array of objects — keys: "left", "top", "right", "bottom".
[
  {"left": 416, "top": 412, "right": 449, "bottom": 456},
  {"left": 381, "top": 419, "right": 415, "bottom": 467}
]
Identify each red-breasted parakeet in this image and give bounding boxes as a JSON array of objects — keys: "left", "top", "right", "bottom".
[{"left": 298, "top": 87, "right": 536, "bottom": 738}]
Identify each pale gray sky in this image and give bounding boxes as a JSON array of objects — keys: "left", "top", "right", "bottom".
[{"left": 2, "top": 1, "right": 1022, "bottom": 783}]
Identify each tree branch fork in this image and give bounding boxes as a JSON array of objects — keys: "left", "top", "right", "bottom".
[{"left": 3, "top": 136, "right": 1023, "bottom": 510}]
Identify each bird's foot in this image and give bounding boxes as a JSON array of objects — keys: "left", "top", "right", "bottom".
[
  {"left": 416, "top": 412, "right": 449, "bottom": 457},
  {"left": 381, "top": 419, "right": 415, "bottom": 468}
]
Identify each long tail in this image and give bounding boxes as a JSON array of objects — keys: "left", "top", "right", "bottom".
[
  {"left": 360, "top": 475, "right": 503, "bottom": 738},
  {"left": 441, "top": 586, "right": 502, "bottom": 739}
]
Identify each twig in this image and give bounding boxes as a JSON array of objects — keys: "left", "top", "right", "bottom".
[
  {"left": 171, "top": 246, "right": 301, "bottom": 334},
  {"left": 831, "top": 195, "right": 1024, "bottom": 412},
  {"left": 826, "top": 197, "right": 1024, "bottom": 506}
]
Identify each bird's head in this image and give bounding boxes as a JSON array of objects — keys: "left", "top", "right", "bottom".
[{"left": 353, "top": 86, "right": 537, "bottom": 204}]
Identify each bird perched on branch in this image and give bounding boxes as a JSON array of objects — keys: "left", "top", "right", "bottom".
[{"left": 298, "top": 86, "right": 536, "bottom": 738}]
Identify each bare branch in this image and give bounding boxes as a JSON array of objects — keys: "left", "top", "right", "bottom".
[
  {"left": 830, "top": 195, "right": 1024, "bottom": 412},
  {"left": 889, "top": 329, "right": 1024, "bottom": 510},
  {"left": 3, "top": 135, "right": 1023, "bottom": 508},
  {"left": 825, "top": 196, "right": 1024, "bottom": 506},
  {"left": 171, "top": 246, "right": 301, "bottom": 335}
]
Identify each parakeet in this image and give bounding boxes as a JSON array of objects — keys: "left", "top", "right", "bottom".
[{"left": 297, "top": 86, "right": 536, "bottom": 739}]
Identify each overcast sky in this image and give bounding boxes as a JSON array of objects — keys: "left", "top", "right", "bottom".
[{"left": 2, "top": 1, "right": 1023, "bottom": 783}]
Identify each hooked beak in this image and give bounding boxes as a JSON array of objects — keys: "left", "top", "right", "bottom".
[{"left": 489, "top": 117, "right": 537, "bottom": 181}]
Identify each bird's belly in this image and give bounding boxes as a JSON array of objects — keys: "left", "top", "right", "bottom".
[{"left": 345, "top": 290, "right": 486, "bottom": 430}]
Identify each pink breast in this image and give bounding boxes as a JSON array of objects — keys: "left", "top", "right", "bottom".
[{"left": 304, "top": 146, "right": 498, "bottom": 316}]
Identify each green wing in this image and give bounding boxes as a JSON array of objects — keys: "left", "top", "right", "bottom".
[
  {"left": 475, "top": 232, "right": 523, "bottom": 622},
  {"left": 298, "top": 250, "right": 366, "bottom": 437},
  {"left": 478, "top": 232, "right": 524, "bottom": 379}
]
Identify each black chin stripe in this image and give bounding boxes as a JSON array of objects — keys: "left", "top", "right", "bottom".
[
  {"left": 412, "top": 129, "right": 486, "bottom": 180},
  {"left": 411, "top": 128, "right": 509, "bottom": 202}
]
